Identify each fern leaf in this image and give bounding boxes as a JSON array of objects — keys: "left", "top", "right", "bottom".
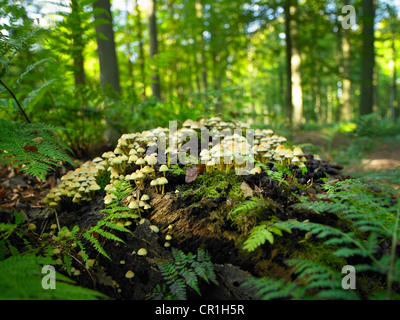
[
  {"left": 83, "top": 232, "right": 110, "bottom": 260},
  {"left": 243, "top": 225, "right": 274, "bottom": 251}
]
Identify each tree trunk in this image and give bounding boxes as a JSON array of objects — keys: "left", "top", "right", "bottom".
[
  {"left": 341, "top": 30, "right": 352, "bottom": 121},
  {"left": 289, "top": 1, "right": 303, "bottom": 127},
  {"left": 148, "top": 0, "right": 161, "bottom": 99},
  {"left": 284, "top": 0, "right": 303, "bottom": 127},
  {"left": 196, "top": 0, "right": 208, "bottom": 94},
  {"left": 390, "top": 21, "right": 398, "bottom": 120},
  {"left": 93, "top": 0, "right": 121, "bottom": 93},
  {"left": 70, "top": 0, "right": 86, "bottom": 87},
  {"left": 284, "top": 0, "right": 293, "bottom": 126},
  {"left": 359, "top": 0, "right": 376, "bottom": 115},
  {"left": 134, "top": 0, "right": 147, "bottom": 101}
]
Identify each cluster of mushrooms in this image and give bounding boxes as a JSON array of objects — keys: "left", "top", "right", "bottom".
[{"left": 44, "top": 117, "right": 308, "bottom": 211}]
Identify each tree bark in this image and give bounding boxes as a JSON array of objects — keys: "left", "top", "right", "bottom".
[
  {"left": 289, "top": 1, "right": 303, "bottom": 127},
  {"left": 134, "top": 0, "right": 147, "bottom": 101},
  {"left": 341, "top": 27, "right": 352, "bottom": 121},
  {"left": 93, "top": 0, "right": 121, "bottom": 93},
  {"left": 70, "top": 0, "right": 86, "bottom": 87},
  {"left": 359, "top": 0, "right": 376, "bottom": 115},
  {"left": 284, "top": 0, "right": 303, "bottom": 127},
  {"left": 284, "top": 0, "right": 293, "bottom": 126},
  {"left": 390, "top": 17, "right": 398, "bottom": 120},
  {"left": 148, "top": 0, "right": 161, "bottom": 99}
]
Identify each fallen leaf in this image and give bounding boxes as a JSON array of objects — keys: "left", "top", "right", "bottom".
[
  {"left": 185, "top": 164, "right": 205, "bottom": 183},
  {"left": 23, "top": 143, "right": 38, "bottom": 152},
  {"left": 0, "top": 187, "right": 6, "bottom": 198},
  {"left": 241, "top": 182, "right": 254, "bottom": 198}
]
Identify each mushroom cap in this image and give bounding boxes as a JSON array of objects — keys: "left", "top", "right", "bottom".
[
  {"left": 159, "top": 164, "right": 169, "bottom": 172},
  {"left": 129, "top": 200, "right": 139, "bottom": 209},
  {"left": 125, "top": 270, "right": 135, "bottom": 279},
  {"left": 89, "top": 184, "right": 101, "bottom": 191},
  {"left": 146, "top": 155, "right": 157, "bottom": 165},
  {"left": 137, "top": 248, "right": 148, "bottom": 256},
  {"left": 157, "top": 177, "right": 168, "bottom": 185},
  {"left": 150, "top": 225, "right": 159, "bottom": 233},
  {"left": 141, "top": 194, "right": 150, "bottom": 201}
]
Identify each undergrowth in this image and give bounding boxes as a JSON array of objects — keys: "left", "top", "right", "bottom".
[{"left": 243, "top": 166, "right": 400, "bottom": 300}]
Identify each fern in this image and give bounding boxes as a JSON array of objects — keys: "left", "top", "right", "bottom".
[
  {"left": 230, "top": 197, "right": 262, "bottom": 218},
  {"left": 243, "top": 259, "right": 359, "bottom": 300},
  {"left": 243, "top": 223, "right": 291, "bottom": 252},
  {"left": 244, "top": 168, "right": 400, "bottom": 300},
  {"left": 0, "top": 118, "right": 74, "bottom": 180},
  {"left": 0, "top": 253, "right": 105, "bottom": 299},
  {"left": 82, "top": 180, "right": 138, "bottom": 260},
  {"left": 156, "top": 248, "right": 218, "bottom": 300}
]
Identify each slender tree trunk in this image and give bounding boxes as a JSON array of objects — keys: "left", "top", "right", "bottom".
[
  {"left": 284, "top": 0, "right": 303, "bottom": 127},
  {"left": 289, "top": 1, "right": 303, "bottom": 127},
  {"left": 195, "top": 0, "right": 208, "bottom": 93},
  {"left": 93, "top": 0, "right": 121, "bottom": 92},
  {"left": 359, "top": 0, "right": 376, "bottom": 115},
  {"left": 125, "top": 0, "right": 134, "bottom": 90},
  {"left": 284, "top": 0, "right": 293, "bottom": 125},
  {"left": 148, "top": 0, "right": 161, "bottom": 99},
  {"left": 70, "top": 0, "right": 86, "bottom": 87},
  {"left": 342, "top": 28, "right": 352, "bottom": 120},
  {"left": 390, "top": 24, "right": 398, "bottom": 120},
  {"left": 134, "top": 0, "right": 147, "bottom": 101}
]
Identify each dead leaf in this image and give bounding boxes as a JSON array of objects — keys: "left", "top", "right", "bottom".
[
  {"left": 241, "top": 182, "right": 254, "bottom": 198},
  {"left": 23, "top": 143, "right": 38, "bottom": 152},
  {"left": 185, "top": 164, "right": 205, "bottom": 183}
]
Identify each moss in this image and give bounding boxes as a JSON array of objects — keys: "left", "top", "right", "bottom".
[
  {"left": 290, "top": 240, "right": 346, "bottom": 271},
  {"left": 176, "top": 170, "right": 244, "bottom": 203},
  {"left": 96, "top": 170, "right": 111, "bottom": 190}
]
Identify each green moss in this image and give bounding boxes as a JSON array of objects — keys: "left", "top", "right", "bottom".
[
  {"left": 96, "top": 169, "right": 111, "bottom": 190},
  {"left": 290, "top": 240, "right": 346, "bottom": 271}
]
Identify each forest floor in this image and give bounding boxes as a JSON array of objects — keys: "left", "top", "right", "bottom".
[
  {"left": 292, "top": 131, "right": 400, "bottom": 174},
  {"left": 1, "top": 129, "right": 399, "bottom": 300}
]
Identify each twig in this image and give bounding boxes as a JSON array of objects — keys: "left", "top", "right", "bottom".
[{"left": 0, "top": 79, "right": 31, "bottom": 123}]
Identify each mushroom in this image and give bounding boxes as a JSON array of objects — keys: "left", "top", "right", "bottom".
[
  {"left": 157, "top": 177, "right": 168, "bottom": 194},
  {"left": 150, "top": 179, "right": 159, "bottom": 193},
  {"left": 125, "top": 270, "right": 135, "bottom": 284},
  {"left": 135, "top": 157, "right": 145, "bottom": 169},
  {"left": 137, "top": 248, "right": 147, "bottom": 256},
  {"left": 159, "top": 164, "right": 169, "bottom": 177}
]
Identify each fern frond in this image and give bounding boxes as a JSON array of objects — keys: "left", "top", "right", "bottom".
[
  {"left": 0, "top": 119, "right": 74, "bottom": 180},
  {"left": 82, "top": 232, "right": 110, "bottom": 260},
  {"left": 230, "top": 197, "right": 261, "bottom": 218},
  {"left": 0, "top": 253, "right": 105, "bottom": 299},
  {"left": 243, "top": 225, "right": 274, "bottom": 251}
]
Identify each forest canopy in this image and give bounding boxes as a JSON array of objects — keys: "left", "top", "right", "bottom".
[{"left": 1, "top": 0, "right": 399, "bottom": 156}]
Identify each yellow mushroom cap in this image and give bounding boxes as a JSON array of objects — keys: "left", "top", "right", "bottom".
[
  {"left": 150, "top": 225, "right": 159, "bottom": 233},
  {"left": 137, "top": 248, "right": 148, "bottom": 256},
  {"left": 125, "top": 270, "right": 135, "bottom": 279}
]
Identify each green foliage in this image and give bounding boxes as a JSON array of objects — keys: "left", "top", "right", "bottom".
[
  {"left": 243, "top": 259, "right": 359, "bottom": 300},
  {"left": 243, "top": 223, "right": 291, "bottom": 252},
  {"left": 244, "top": 167, "right": 400, "bottom": 300},
  {"left": 0, "top": 253, "right": 105, "bottom": 300},
  {"left": 0, "top": 118, "right": 74, "bottom": 180},
  {"left": 156, "top": 248, "right": 218, "bottom": 300},
  {"left": 83, "top": 180, "right": 139, "bottom": 260}
]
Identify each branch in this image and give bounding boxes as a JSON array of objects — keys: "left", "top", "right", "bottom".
[{"left": 0, "top": 79, "right": 31, "bottom": 123}]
